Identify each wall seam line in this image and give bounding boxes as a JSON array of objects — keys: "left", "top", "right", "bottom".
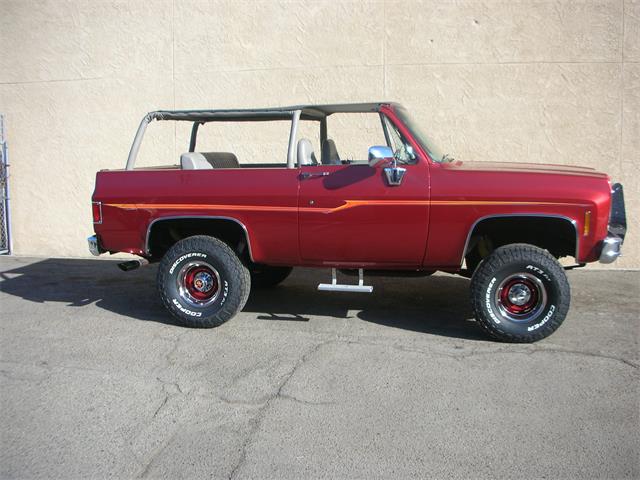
[
  {"left": 619, "top": 0, "right": 625, "bottom": 175},
  {"left": 382, "top": 0, "right": 387, "bottom": 99},
  {"left": 172, "top": 0, "right": 176, "bottom": 159}
]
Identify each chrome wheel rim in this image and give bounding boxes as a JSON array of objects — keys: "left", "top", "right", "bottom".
[
  {"left": 176, "top": 260, "right": 221, "bottom": 308},
  {"left": 495, "top": 273, "right": 547, "bottom": 322}
]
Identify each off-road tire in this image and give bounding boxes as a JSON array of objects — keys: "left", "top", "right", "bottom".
[
  {"left": 250, "top": 265, "right": 293, "bottom": 288},
  {"left": 157, "top": 235, "right": 250, "bottom": 328},
  {"left": 470, "top": 243, "right": 570, "bottom": 342}
]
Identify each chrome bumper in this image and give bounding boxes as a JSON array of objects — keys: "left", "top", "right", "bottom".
[
  {"left": 599, "top": 183, "right": 627, "bottom": 264},
  {"left": 87, "top": 235, "right": 104, "bottom": 256},
  {"left": 599, "top": 234, "right": 623, "bottom": 264}
]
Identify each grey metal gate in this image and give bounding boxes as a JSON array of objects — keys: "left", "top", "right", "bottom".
[{"left": 0, "top": 114, "right": 11, "bottom": 255}]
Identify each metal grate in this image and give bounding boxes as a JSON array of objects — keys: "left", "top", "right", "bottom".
[{"left": 0, "top": 114, "right": 11, "bottom": 254}]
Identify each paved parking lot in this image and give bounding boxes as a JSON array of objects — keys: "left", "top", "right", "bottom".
[{"left": 0, "top": 256, "right": 638, "bottom": 479}]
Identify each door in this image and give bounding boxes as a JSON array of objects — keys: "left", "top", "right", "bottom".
[
  {"left": 298, "top": 161, "right": 429, "bottom": 266},
  {"left": 297, "top": 110, "right": 430, "bottom": 266}
]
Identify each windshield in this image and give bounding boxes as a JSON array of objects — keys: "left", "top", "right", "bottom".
[{"left": 394, "top": 106, "right": 451, "bottom": 163}]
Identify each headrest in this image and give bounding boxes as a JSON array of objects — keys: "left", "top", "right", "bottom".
[
  {"left": 321, "top": 139, "right": 341, "bottom": 165},
  {"left": 180, "top": 152, "right": 213, "bottom": 170},
  {"left": 297, "top": 138, "right": 318, "bottom": 166},
  {"left": 180, "top": 152, "right": 240, "bottom": 169},
  {"left": 201, "top": 152, "right": 240, "bottom": 169}
]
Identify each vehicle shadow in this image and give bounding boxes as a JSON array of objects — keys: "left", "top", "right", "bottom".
[
  {"left": 0, "top": 258, "right": 485, "bottom": 340},
  {"left": 0, "top": 258, "right": 174, "bottom": 325},
  {"left": 245, "top": 268, "right": 484, "bottom": 340}
]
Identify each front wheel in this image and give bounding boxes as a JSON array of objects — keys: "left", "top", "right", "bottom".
[
  {"left": 470, "top": 244, "right": 570, "bottom": 342},
  {"left": 157, "top": 235, "right": 250, "bottom": 328}
]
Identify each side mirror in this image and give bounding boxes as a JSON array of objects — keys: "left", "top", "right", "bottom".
[{"left": 368, "top": 145, "right": 394, "bottom": 167}]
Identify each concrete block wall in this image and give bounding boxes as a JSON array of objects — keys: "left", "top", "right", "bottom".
[{"left": 0, "top": 0, "right": 638, "bottom": 267}]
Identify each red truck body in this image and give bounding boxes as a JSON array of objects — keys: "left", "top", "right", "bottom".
[
  {"left": 92, "top": 104, "right": 612, "bottom": 270},
  {"left": 89, "top": 102, "right": 626, "bottom": 341}
]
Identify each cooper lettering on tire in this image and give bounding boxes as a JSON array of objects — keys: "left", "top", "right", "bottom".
[
  {"left": 470, "top": 243, "right": 570, "bottom": 342},
  {"left": 157, "top": 235, "right": 250, "bottom": 328}
]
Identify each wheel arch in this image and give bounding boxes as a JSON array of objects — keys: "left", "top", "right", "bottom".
[
  {"left": 461, "top": 214, "right": 579, "bottom": 268},
  {"left": 145, "top": 216, "right": 254, "bottom": 261}
]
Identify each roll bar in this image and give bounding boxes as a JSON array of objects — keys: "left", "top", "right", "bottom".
[{"left": 125, "top": 109, "right": 303, "bottom": 170}]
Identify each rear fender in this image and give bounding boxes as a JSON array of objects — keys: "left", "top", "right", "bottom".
[{"left": 145, "top": 216, "right": 254, "bottom": 261}]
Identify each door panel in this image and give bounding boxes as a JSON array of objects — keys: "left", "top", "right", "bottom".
[{"left": 298, "top": 163, "right": 430, "bottom": 266}]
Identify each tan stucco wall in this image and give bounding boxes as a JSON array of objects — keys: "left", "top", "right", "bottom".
[{"left": 0, "top": 0, "right": 638, "bottom": 267}]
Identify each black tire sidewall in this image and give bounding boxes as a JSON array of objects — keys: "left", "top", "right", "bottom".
[
  {"left": 163, "top": 251, "right": 231, "bottom": 320},
  {"left": 158, "top": 236, "right": 248, "bottom": 327},
  {"left": 481, "top": 259, "right": 562, "bottom": 337}
]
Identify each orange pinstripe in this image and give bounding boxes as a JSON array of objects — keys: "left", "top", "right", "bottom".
[{"left": 104, "top": 199, "right": 588, "bottom": 214}]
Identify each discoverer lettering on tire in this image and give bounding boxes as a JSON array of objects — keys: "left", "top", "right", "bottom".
[
  {"left": 157, "top": 235, "right": 250, "bottom": 328},
  {"left": 485, "top": 277, "right": 501, "bottom": 324},
  {"left": 170, "top": 252, "right": 207, "bottom": 275}
]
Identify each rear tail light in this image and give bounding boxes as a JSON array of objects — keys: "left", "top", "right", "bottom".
[{"left": 92, "top": 202, "right": 103, "bottom": 224}]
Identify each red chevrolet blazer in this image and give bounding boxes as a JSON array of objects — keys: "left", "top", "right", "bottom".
[{"left": 89, "top": 103, "right": 627, "bottom": 342}]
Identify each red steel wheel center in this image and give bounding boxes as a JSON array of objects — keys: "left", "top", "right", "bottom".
[
  {"left": 184, "top": 266, "right": 218, "bottom": 301},
  {"left": 499, "top": 277, "right": 539, "bottom": 315}
]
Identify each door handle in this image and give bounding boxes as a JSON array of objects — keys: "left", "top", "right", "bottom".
[
  {"left": 300, "top": 171, "right": 330, "bottom": 180},
  {"left": 383, "top": 166, "right": 407, "bottom": 186}
]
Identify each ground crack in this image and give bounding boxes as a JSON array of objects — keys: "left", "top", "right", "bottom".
[
  {"left": 526, "top": 347, "right": 639, "bottom": 369},
  {"left": 349, "top": 339, "right": 638, "bottom": 370},
  {"left": 132, "top": 377, "right": 186, "bottom": 477},
  {"left": 278, "top": 393, "right": 336, "bottom": 406},
  {"left": 227, "top": 340, "right": 333, "bottom": 480},
  {"left": 152, "top": 377, "right": 185, "bottom": 419},
  {"left": 162, "top": 330, "right": 189, "bottom": 367},
  {"left": 135, "top": 430, "right": 179, "bottom": 479}
]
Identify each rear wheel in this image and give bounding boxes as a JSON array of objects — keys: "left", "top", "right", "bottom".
[
  {"left": 470, "top": 243, "right": 570, "bottom": 342},
  {"left": 157, "top": 235, "right": 250, "bottom": 328},
  {"left": 250, "top": 265, "right": 293, "bottom": 288}
]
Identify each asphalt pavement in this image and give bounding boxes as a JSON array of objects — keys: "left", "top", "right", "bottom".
[{"left": 1, "top": 256, "right": 638, "bottom": 479}]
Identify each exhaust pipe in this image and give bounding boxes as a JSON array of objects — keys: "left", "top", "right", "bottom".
[{"left": 117, "top": 258, "right": 149, "bottom": 272}]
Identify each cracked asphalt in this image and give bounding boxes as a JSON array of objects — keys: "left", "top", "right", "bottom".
[{"left": 1, "top": 256, "right": 638, "bottom": 479}]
